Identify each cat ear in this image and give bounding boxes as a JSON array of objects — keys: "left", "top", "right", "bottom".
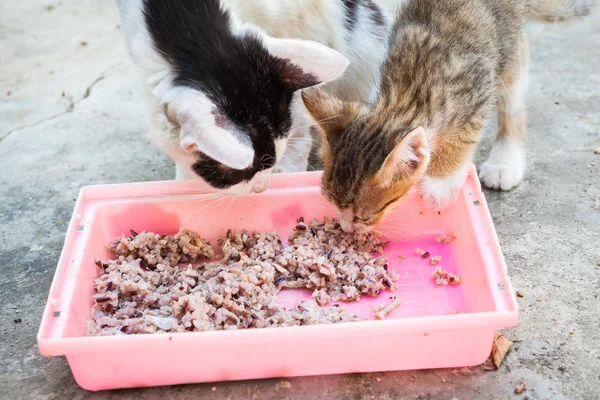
[
  {"left": 163, "top": 87, "right": 254, "bottom": 170},
  {"left": 301, "top": 88, "right": 360, "bottom": 140},
  {"left": 376, "top": 127, "right": 431, "bottom": 186},
  {"left": 301, "top": 88, "right": 361, "bottom": 167},
  {"left": 264, "top": 37, "right": 350, "bottom": 88}
]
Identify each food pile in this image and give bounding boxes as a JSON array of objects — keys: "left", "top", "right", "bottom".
[{"left": 87, "top": 217, "right": 399, "bottom": 335}]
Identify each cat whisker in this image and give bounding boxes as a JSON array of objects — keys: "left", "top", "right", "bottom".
[
  {"left": 305, "top": 196, "right": 333, "bottom": 211},
  {"left": 377, "top": 220, "right": 425, "bottom": 229},
  {"left": 184, "top": 196, "right": 229, "bottom": 219},
  {"left": 283, "top": 142, "right": 312, "bottom": 151},
  {"left": 287, "top": 115, "right": 341, "bottom": 135},
  {"left": 307, "top": 162, "right": 320, "bottom": 172},
  {"left": 225, "top": 196, "right": 236, "bottom": 213},
  {"left": 151, "top": 192, "right": 225, "bottom": 204},
  {"left": 372, "top": 225, "right": 424, "bottom": 240}
]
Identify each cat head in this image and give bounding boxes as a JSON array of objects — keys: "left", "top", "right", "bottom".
[
  {"left": 302, "top": 89, "right": 431, "bottom": 233},
  {"left": 137, "top": 0, "right": 349, "bottom": 194}
]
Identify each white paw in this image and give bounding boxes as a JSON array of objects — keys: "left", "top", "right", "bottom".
[
  {"left": 420, "top": 167, "right": 468, "bottom": 209},
  {"left": 480, "top": 140, "right": 525, "bottom": 191}
]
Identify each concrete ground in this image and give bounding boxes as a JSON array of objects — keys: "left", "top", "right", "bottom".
[{"left": 1, "top": 1, "right": 599, "bottom": 399}]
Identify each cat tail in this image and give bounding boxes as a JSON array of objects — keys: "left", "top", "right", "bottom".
[{"left": 527, "top": 0, "right": 596, "bottom": 22}]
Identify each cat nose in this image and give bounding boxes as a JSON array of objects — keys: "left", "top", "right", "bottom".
[
  {"left": 338, "top": 210, "right": 355, "bottom": 233},
  {"left": 339, "top": 218, "right": 355, "bottom": 233}
]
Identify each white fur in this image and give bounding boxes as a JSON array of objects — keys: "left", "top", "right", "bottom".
[
  {"left": 480, "top": 139, "right": 526, "bottom": 190},
  {"left": 175, "top": 164, "right": 191, "bottom": 180},
  {"left": 163, "top": 87, "right": 255, "bottom": 170},
  {"left": 274, "top": 92, "right": 315, "bottom": 173},
  {"left": 420, "top": 164, "right": 470, "bottom": 209}
]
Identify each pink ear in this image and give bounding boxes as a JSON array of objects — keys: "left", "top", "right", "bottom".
[
  {"left": 377, "top": 127, "right": 430, "bottom": 186},
  {"left": 264, "top": 37, "right": 350, "bottom": 85},
  {"left": 163, "top": 87, "right": 254, "bottom": 170}
]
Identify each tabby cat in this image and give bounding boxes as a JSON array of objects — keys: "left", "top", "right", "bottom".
[{"left": 302, "top": 0, "right": 594, "bottom": 232}]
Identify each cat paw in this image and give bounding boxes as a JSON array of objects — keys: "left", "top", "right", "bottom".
[
  {"left": 420, "top": 168, "right": 468, "bottom": 209},
  {"left": 480, "top": 140, "right": 525, "bottom": 191}
]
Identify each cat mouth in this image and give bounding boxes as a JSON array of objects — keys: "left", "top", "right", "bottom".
[{"left": 341, "top": 222, "right": 372, "bottom": 234}]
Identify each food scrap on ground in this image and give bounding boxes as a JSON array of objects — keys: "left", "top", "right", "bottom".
[
  {"left": 435, "top": 232, "right": 458, "bottom": 244},
  {"left": 432, "top": 266, "right": 462, "bottom": 286},
  {"left": 516, "top": 290, "right": 525, "bottom": 298},
  {"left": 489, "top": 332, "right": 513, "bottom": 369},
  {"left": 515, "top": 381, "right": 526, "bottom": 394},
  {"left": 88, "top": 217, "right": 399, "bottom": 335},
  {"left": 275, "top": 380, "right": 293, "bottom": 391}
]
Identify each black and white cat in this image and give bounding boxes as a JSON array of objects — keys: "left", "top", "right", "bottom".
[{"left": 117, "top": 0, "right": 397, "bottom": 194}]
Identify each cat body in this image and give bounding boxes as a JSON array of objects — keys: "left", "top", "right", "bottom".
[
  {"left": 302, "top": 0, "right": 594, "bottom": 233},
  {"left": 116, "top": 0, "right": 396, "bottom": 193}
]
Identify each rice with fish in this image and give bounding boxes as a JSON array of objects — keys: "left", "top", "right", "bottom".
[{"left": 87, "top": 217, "right": 398, "bottom": 336}]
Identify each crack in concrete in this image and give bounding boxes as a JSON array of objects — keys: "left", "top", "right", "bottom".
[{"left": 0, "top": 66, "right": 121, "bottom": 143}]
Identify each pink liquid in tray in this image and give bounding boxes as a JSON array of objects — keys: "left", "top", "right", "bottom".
[{"left": 37, "top": 166, "right": 518, "bottom": 391}]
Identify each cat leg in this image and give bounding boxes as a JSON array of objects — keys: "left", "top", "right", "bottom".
[
  {"left": 420, "top": 120, "right": 482, "bottom": 208},
  {"left": 274, "top": 126, "right": 313, "bottom": 173},
  {"left": 480, "top": 37, "right": 529, "bottom": 190},
  {"left": 420, "top": 137, "right": 477, "bottom": 209}
]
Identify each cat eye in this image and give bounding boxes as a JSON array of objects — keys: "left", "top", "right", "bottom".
[{"left": 377, "top": 197, "right": 401, "bottom": 214}]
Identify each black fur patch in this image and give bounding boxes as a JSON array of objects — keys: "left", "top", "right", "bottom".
[
  {"left": 343, "top": 0, "right": 360, "bottom": 31},
  {"left": 364, "top": 0, "right": 386, "bottom": 27},
  {"left": 343, "top": 0, "right": 385, "bottom": 33},
  {"left": 143, "top": 0, "right": 319, "bottom": 188}
]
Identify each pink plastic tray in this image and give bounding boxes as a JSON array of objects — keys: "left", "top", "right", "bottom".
[{"left": 37, "top": 164, "right": 518, "bottom": 391}]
